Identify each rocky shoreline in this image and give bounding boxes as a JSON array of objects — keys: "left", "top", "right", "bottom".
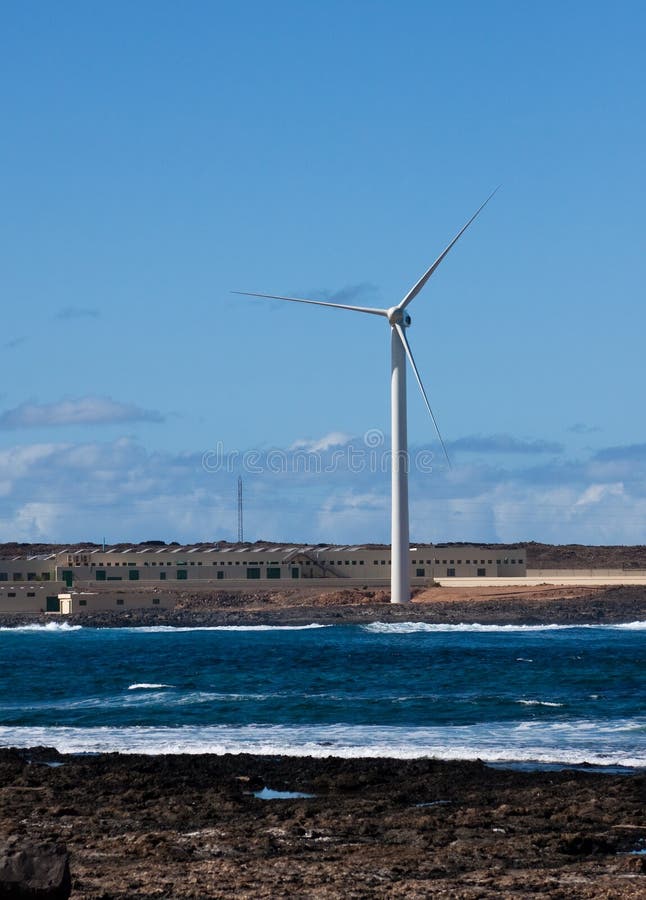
[
  {"left": 1, "top": 748, "right": 644, "bottom": 898},
  {"left": 2, "top": 585, "right": 645, "bottom": 897},
  {"left": 2, "top": 584, "right": 645, "bottom": 629}
]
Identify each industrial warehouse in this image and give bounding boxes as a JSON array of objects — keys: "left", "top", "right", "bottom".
[{"left": 0, "top": 544, "right": 526, "bottom": 613}]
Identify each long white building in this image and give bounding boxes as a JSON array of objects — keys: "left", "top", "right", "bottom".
[{"left": 0, "top": 543, "right": 526, "bottom": 613}]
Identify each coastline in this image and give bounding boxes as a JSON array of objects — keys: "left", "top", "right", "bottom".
[
  {"left": 2, "top": 586, "right": 645, "bottom": 895},
  {"left": 1, "top": 749, "right": 644, "bottom": 897},
  {"left": 2, "top": 583, "right": 646, "bottom": 628}
]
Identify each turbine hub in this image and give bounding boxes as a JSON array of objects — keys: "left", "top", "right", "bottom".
[{"left": 387, "top": 307, "right": 411, "bottom": 327}]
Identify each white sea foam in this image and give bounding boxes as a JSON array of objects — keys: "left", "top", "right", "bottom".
[
  {"left": 0, "top": 622, "right": 82, "bottom": 633},
  {"left": 364, "top": 622, "right": 565, "bottom": 634},
  {"left": 118, "top": 623, "right": 329, "bottom": 633},
  {"left": 362, "top": 621, "right": 646, "bottom": 633},
  {"left": 128, "top": 683, "right": 174, "bottom": 691},
  {"left": 1, "top": 719, "right": 644, "bottom": 768},
  {"left": 516, "top": 700, "right": 564, "bottom": 707}
]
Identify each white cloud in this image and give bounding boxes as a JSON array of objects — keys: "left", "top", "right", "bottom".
[
  {"left": 290, "top": 432, "right": 352, "bottom": 453},
  {"left": 0, "top": 397, "right": 164, "bottom": 429}
]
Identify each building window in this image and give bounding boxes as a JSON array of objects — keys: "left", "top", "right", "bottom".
[
  {"left": 177, "top": 570, "right": 188, "bottom": 580},
  {"left": 217, "top": 571, "right": 224, "bottom": 580},
  {"left": 160, "top": 572, "right": 166, "bottom": 580},
  {"left": 28, "top": 573, "right": 37, "bottom": 581},
  {"left": 96, "top": 570, "right": 106, "bottom": 581},
  {"left": 128, "top": 569, "right": 140, "bottom": 581},
  {"left": 416, "top": 568, "right": 425, "bottom": 577},
  {"left": 0, "top": 574, "right": 7, "bottom": 581},
  {"left": 152, "top": 597, "right": 160, "bottom": 605},
  {"left": 477, "top": 568, "right": 486, "bottom": 577},
  {"left": 27, "top": 591, "right": 35, "bottom": 597},
  {"left": 8, "top": 592, "right": 16, "bottom": 598},
  {"left": 447, "top": 568, "right": 456, "bottom": 577},
  {"left": 267, "top": 567, "right": 281, "bottom": 579},
  {"left": 79, "top": 599, "right": 87, "bottom": 606},
  {"left": 246, "top": 567, "right": 261, "bottom": 579},
  {"left": 13, "top": 573, "right": 22, "bottom": 581},
  {"left": 116, "top": 598, "right": 124, "bottom": 606}
]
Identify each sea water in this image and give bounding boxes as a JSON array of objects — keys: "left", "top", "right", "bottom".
[{"left": 0, "top": 621, "right": 644, "bottom": 768}]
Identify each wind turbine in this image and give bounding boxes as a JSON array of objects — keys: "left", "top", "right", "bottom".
[{"left": 234, "top": 191, "right": 496, "bottom": 603}]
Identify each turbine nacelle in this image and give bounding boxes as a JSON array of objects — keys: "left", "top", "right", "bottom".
[{"left": 387, "top": 307, "right": 411, "bottom": 327}]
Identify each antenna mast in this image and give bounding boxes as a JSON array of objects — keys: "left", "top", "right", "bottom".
[{"left": 237, "top": 476, "right": 244, "bottom": 543}]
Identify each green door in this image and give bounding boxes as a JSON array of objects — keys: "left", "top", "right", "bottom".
[
  {"left": 46, "top": 596, "right": 60, "bottom": 612},
  {"left": 291, "top": 567, "right": 300, "bottom": 579},
  {"left": 62, "top": 570, "right": 73, "bottom": 588}
]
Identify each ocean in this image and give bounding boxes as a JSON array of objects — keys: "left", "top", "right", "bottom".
[{"left": 1, "top": 621, "right": 644, "bottom": 768}]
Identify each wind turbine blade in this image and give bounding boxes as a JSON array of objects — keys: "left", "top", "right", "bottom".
[
  {"left": 397, "top": 187, "right": 499, "bottom": 311},
  {"left": 232, "top": 291, "right": 388, "bottom": 318},
  {"left": 394, "top": 323, "right": 451, "bottom": 469}
]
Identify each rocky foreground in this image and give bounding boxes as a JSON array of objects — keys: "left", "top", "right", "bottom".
[{"left": 0, "top": 749, "right": 644, "bottom": 898}]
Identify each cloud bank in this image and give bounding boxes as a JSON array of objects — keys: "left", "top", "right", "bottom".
[
  {"left": 0, "top": 397, "right": 164, "bottom": 429},
  {"left": 1, "top": 432, "right": 645, "bottom": 546}
]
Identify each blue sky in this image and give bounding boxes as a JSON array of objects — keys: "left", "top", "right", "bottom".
[{"left": 1, "top": 0, "right": 645, "bottom": 545}]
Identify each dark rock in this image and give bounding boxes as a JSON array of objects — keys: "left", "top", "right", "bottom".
[
  {"left": 0, "top": 842, "right": 71, "bottom": 899},
  {"left": 558, "top": 832, "right": 617, "bottom": 856}
]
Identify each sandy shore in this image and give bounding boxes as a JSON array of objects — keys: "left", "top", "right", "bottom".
[{"left": 1, "top": 748, "right": 644, "bottom": 898}]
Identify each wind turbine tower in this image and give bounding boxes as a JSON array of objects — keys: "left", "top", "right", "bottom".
[
  {"left": 237, "top": 476, "right": 244, "bottom": 543},
  {"left": 235, "top": 191, "right": 496, "bottom": 603}
]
